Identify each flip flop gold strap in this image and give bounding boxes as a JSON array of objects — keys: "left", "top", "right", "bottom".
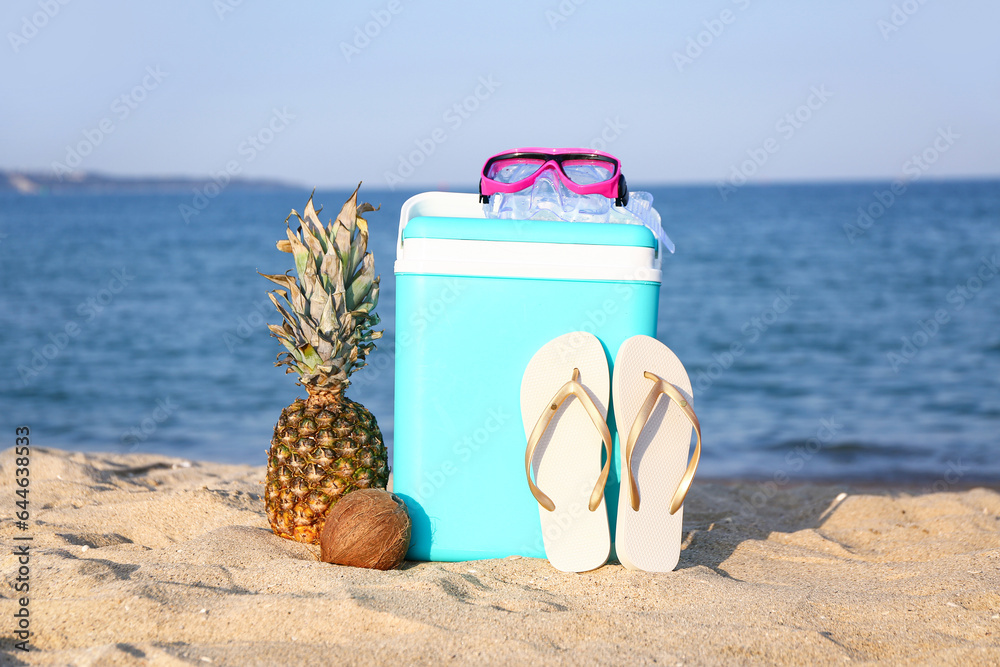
[
  {"left": 525, "top": 368, "right": 613, "bottom": 513},
  {"left": 624, "top": 371, "right": 702, "bottom": 515}
]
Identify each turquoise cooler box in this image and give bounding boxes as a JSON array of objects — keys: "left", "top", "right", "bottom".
[{"left": 393, "top": 192, "right": 662, "bottom": 561}]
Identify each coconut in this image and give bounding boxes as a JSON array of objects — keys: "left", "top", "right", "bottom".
[{"left": 319, "top": 489, "right": 411, "bottom": 570}]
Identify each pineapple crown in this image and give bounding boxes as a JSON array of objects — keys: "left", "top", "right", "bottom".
[{"left": 261, "top": 185, "right": 382, "bottom": 394}]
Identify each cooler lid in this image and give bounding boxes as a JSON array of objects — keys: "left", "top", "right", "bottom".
[
  {"left": 403, "top": 216, "right": 657, "bottom": 248},
  {"left": 395, "top": 192, "right": 662, "bottom": 282}
]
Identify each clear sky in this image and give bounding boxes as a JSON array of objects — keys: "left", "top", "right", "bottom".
[{"left": 3, "top": 0, "right": 998, "bottom": 190}]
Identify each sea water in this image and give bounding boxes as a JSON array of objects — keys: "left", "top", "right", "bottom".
[{"left": 1, "top": 180, "right": 997, "bottom": 483}]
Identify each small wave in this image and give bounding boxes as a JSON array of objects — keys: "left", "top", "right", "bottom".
[{"left": 761, "top": 439, "right": 917, "bottom": 457}]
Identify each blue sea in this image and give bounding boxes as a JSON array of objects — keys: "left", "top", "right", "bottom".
[{"left": 2, "top": 181, "right": 998, "bottom": 483}]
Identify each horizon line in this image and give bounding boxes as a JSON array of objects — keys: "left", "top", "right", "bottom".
[{"left": 2, "top": 168, "right": 998, "bottom": 195}]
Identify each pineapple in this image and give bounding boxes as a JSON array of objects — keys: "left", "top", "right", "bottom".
[{"left": 261, "top": 185, "right": 388, "bottom": 544}]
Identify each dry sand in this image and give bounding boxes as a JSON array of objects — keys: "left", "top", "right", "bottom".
[{"left": 1, "top": 446, "right": 999, "bottom": 666}]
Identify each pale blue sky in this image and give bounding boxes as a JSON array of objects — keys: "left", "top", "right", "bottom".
[{"left": 3, "top": 0, "right": 998, "bottom": 190}]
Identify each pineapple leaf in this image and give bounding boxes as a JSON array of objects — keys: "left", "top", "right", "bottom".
[
  {"left": 315, "top": 338, "right": 336, "bottom": 364},
  {"left": 266, "top": 324, "right": 289, "bottom": 338},
  {"left": 302, "top": 192, "right": 325, "bottom": 232},
  {"left": 299, "top": 204, "right": 326, "bottom": 258},
  {"left": 319, "top": 246, "right": 339, "bottom": 293},
  {"left": 285, "top": 279, "right": 307, "bottom": 316},
  {"left": 336, "top": 185, "right": 360, "bottom": 235},
  {"left": 285, "top": 226, "right": 310, "bottom": 277},
  {"left": 297, "top": 343, "right": 324, "bottom": 370},
  {"left": 346, "top": 254, "right": 375, "bottom": 310},
  {"left": 275, "top": 336, "right": 299, "bottom": 358},
  {"left": 297, "top": 314, "right": 321, "bottom": 350},
  {"left": 333, "top": 190, "right": 357, "bottom": 280},
  {"left": 267, "top": 292, "right": 297, "bottom": 327},
  {"left": 307, "top": 288, "right": 329, "bottom": 326},
  {"left": 259, "top": 271, "right": 294, "bottom": 288},
  {"left": 317, "top": 292, "right": 336, "bottom": 336},
  {"left": 349, "top": 202, "right": 377, "bottom": 269},
  {"left": 330, "top": 268, "right": 347, "bottom": 319}
]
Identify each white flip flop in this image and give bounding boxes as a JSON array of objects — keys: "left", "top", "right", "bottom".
[
  {"left": 613, "top": 335, "right": 702, "bottom": 572},
  {"left": 520, "top": 331, "right": 612, "bottom": 573}
]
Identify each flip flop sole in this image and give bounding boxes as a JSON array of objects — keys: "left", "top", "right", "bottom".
[
  {"left": 520, "top": 331, "right": 611, "bottom": 573},
  {"left": 613, "top": 335, "right": 695, "bottom": 572}
]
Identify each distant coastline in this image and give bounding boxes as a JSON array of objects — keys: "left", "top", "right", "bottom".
[
  {"left": 0, "top": 170, "right": 303, "bottom": 195},
  {"left": 3, "top": 169, "right": 995, "bottom": 197}
]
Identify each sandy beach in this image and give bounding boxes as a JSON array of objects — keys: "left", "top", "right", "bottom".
[{"left": 2, "top": 446, "right": 998, "bottom": 666}]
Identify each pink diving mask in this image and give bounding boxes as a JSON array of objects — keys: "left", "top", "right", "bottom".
[{"left": 479, "top": 148, "right": 629, "bottom": 206}]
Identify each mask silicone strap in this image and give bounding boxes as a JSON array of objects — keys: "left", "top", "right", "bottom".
[
  {"left": 624, "top": 371, "right": 702, "bottom": 515},
  {"left": 525, "top": 368, "right": 613, "bottom": 512}
]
